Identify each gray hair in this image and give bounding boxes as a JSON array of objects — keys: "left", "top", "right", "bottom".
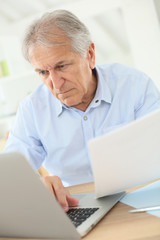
[{"left": 22, "top": 9, "right": 92, "bottom": 61}]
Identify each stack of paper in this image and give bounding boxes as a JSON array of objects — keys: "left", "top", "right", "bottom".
[{"left": 121, "top": 180, "right": 160, "bottom": 218}]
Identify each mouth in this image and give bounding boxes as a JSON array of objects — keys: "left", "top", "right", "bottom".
[{"left": 57, "top": 88, "right": 73, "bottom": 96}]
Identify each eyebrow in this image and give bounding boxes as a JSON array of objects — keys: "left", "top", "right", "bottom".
[
  {"left": 35, "top": 68, "right": 43, "bottom": 73},
  {"left": 34, "top": 60, "right": 68, "bottom": 73}
]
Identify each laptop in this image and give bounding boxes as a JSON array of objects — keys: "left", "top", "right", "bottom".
[
  {"left": 0, "top": 152, "right": 125, "bottom": 239},
  {"left": 88, "top": 109, "right": 160, "bottom": 198}
]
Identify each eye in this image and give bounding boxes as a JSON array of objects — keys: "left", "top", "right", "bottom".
[
  {"left": 39, "top": 70, "right": 49, "bottom": 76},
  {"left": 59, "top": 64, "right": 65, "bottom": 69},
  {"left": 56, "top": 64, "right": 68, "bottom": 70}
]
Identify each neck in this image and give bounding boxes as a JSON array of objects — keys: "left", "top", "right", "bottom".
[{"left": 73, "top": 71, "right": 97, "bottom": 112}]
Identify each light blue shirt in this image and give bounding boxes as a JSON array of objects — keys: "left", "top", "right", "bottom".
[{"left": 5, "top": 63, "right": 160, "bottom": 186}]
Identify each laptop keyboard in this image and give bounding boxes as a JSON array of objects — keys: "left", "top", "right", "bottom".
[{"left": 67, "top": 207, "right": 99, "bottom": 227}]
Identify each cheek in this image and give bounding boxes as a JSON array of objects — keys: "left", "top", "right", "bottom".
[
  {"left": 42, "top": 78, "right": 54, "bottom": 93},
  {"left": 75, "top": 64, "right": 91, "bottom": 88},
  {"left": 48, "top": 79, "right": 53, "bottom": 90},
  {"left": 78, "top": 76, "right": 88, "bottom": 91}
]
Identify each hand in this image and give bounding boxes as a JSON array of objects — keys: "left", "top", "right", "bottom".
[{"left": 42, "top": 175, "right": 79, "bottom": 212}]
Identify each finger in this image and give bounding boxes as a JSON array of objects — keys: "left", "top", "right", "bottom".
[
  {"left": 55, "top": 189, "right": 69, "bottom": 212},
  {"left": 65, "top": 188, "right": 79, "bottom": 207},
  {"left": 66, "top": 195, "right": 79, "bottom": 207},
  {"left": 41, "top": 176, "right": 55, "bottom": 196},
  {"left": 49, "top": 176, "right": 69, "bottom": 211}
]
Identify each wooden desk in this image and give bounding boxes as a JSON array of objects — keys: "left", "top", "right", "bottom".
[
  {"left": 1, "top": 182, "right": 160, "bottom": 240},
  {"left": 0, "top": 138, "right": 6, "bottom": 152},
  {"left": 68, "top": 182, "right": 160, "bottom": 240}
]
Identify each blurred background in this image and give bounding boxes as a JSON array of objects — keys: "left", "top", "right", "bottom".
[{"left": 0, "top": 0, "right": 160, "bottom": 139}]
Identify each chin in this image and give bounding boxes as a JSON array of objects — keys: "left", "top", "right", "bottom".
[
  {"left": 63, "top": 99, "right": 80, "bottom": 107},
  {"left": 64, "top": 102, "right": 76, "bottom": 107}
]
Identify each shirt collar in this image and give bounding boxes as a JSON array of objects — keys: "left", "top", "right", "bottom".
[
  {"left": 54, "top": 96, "right": 64, "bottom": 117},
  {"left": 54, "top": 96, "right": 72, "bottom": 117},
  {"left": 93, "top": 66, "right": 112, "bottom": 104},
  {"left": 54, "top": 65, "right": 112, "bottom": 117}
]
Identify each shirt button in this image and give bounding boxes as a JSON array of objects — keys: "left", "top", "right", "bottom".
[
  {"left": 95, "top": 100, "right": 99, "bottom": 103},
  {"left": 83, "top": 116, "right": 88, "bottom": 121}
]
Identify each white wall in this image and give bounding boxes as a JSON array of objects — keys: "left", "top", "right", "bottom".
[{"left": 122, "top": 0, "right": 160, "bottom": 89}]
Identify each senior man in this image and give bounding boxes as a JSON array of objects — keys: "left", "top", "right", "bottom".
[{"left": 5, "top": 10, "right": 160, "bottom": 211}]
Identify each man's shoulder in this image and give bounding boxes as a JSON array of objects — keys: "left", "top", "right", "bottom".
[
  {"left": 96, "top": 63, "right": 150, "bottom": 84},
  {"left": 20, "top": 83, "right": 52, "bottom": 108},
  {"left": 96, "top": 63, "right": 143, "bottom": 75}
]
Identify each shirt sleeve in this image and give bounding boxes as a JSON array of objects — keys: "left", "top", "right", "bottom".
[
  {"left": 4, "top": 99, "right": 46, "bottom": 170},
  {"left": 134, "top": 74, "right": 160, "bottom": 119}
]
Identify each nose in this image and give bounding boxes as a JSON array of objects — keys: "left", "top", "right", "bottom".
[{"left": 49, "top": 70, "right": 64, "bottom": 90}]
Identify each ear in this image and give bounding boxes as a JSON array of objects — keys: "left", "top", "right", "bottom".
[{"left": 87, "top": 42, "right": 95, "bottom": 69}]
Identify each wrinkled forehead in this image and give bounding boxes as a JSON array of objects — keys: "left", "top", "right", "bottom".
[{"left": 29, "top": 43, "right": 80, "bottom": 71}]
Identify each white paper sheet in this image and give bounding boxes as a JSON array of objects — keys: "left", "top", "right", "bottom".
[{"left": 120, "top": 180, "right": 160, "bottom": 218}]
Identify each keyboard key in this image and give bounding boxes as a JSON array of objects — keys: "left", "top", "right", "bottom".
[{"left": 67, "top": 207, "right": 99, "bottom": 227}]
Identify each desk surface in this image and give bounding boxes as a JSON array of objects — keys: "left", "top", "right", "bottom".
[
  {"left": 1, "top": 182, "right": 160, "bottom": 240},
  {"left": 69, "top": 182, "right": 160, "bottom": 240}
]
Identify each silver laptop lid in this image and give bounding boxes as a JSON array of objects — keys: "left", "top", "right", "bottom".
[
  {"left": 0, "top": 152, "right": 125, "bottom": 239},
  {"left": 88, "top": 109, "right": 160, "bottom": 198},
  {"left": 0, "top": 152, "right": 80, "bottom": 239}
]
